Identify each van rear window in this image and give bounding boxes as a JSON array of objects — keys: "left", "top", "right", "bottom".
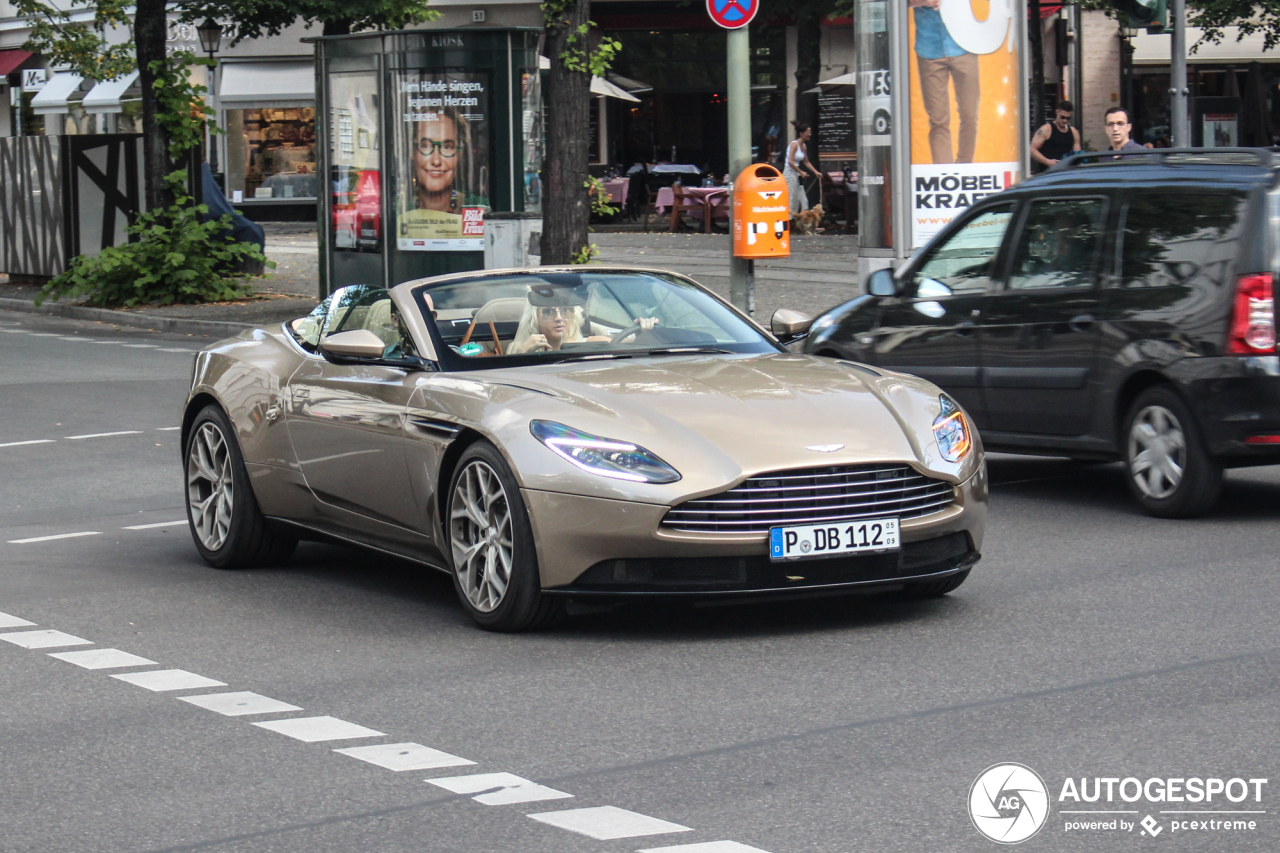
[{"left": 1119, "top": 192, "right": 1247, "bottom": 289}]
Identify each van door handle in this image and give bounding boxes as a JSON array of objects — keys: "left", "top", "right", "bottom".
[
  {"left": 1069, "top": 313, "right": 1095, "bottom": 332},
  {"left": 954, "top": 321, "right": 976, "bottom": 336}
]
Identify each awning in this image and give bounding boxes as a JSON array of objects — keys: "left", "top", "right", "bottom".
[
  {"left": 807, "top": 72, "right": 857, "bottom": 94},
  {"left": 606, "top": 72, "right": 653, "bottom": 95},
  {"left": 537, "top": 56, "right": 642, "bottom": 101},
  {"left": 82, "top": 70, "right": 140, "bottom": 114},
  {"left": 1134, "top": 26, "right": 1274, "bottom": 64},
  {"left": 0, "top": 49, "right": 33, "bottom": 77},
  {"left": 31, "top": 72, "right": 85, "bottom": 115},
  {"left": 590, "top": 76, "right": 640, "bottom": 102},
  {"left": 217, "top": 60, "right": 315, "bottom": 109}
]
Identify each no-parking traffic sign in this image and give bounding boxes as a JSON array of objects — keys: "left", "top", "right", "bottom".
[{"left": 707, "top": 0, "right": 758, "bottom": 29}]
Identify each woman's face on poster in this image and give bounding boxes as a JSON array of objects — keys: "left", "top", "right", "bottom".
[{"left": 414, "top": 116, "right": 458, "bottom": 196}]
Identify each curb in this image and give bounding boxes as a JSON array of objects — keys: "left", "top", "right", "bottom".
[{"left": 0, "top": 297, "right": 256, "bottom": 339}]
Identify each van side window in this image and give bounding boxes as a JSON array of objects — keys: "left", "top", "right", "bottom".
[
  {"left": 1119, "top": 192, "right": 1246, "bottom": 289},
  {"left": 1008, "top": 197, "right": 1106, "bottom": 290},
  {"left": 912, "top": 205, "right": 1014, "bottom": 297}
]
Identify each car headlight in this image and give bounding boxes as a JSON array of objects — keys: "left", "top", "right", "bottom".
[
  {"left": 530, "top": 420, "right": 681, "bottom": 484},
  {"left": 932, "top": 395, "right": 972, "bottom": 463}
]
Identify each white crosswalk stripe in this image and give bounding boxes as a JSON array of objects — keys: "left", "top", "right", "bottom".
[
  {"left": 527, "top": 807, "right": 693, "bottom": 840},
  {"left": 427, "top": 773, "right": 573, "bottom": 805}
]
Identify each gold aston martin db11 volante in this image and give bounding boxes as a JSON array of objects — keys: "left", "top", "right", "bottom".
[{"left": 182, "top": 267, "right": 986, "bottom": 630}]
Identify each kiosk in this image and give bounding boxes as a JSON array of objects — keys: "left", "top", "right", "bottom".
[{"left": 312, "top": 28, "right": 543, "bottom": 295}]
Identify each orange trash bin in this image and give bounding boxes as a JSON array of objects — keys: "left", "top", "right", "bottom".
[{"left": 732, "top": 164, "right": 791, "bottom": 259}]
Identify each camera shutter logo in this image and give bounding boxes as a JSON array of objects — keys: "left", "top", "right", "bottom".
[{"left": 969, "top": 763, "right": 1050, "bottom": 844}]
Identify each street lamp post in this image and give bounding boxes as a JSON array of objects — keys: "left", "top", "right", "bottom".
[{"left": 196, "top": 18, "right": 223, "bottom": 174}]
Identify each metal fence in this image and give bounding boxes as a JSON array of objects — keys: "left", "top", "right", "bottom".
[{"left": 0, "top": 134, "right": 144, "bottom": 278}]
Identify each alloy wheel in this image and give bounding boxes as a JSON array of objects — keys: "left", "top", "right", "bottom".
[
  {"left": 187, "top": 421, "right": 235, "bottom": 551},
  {"left": 1128, "top": 404, "right": 1187, "bottom": 500},
  {"left": 450, "top": 460, "right": 514, "bottom": 613}
]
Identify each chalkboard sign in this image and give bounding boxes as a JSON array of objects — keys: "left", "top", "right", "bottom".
[
  {"left": 818, "top": 93, "right": 857, "bottom": 160},
  {"left": 589, "top": 96, "right": 602, "bottom": 164}
]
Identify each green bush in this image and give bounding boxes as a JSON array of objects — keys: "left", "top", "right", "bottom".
[
  {"left": 35, "top": 52, "right": 271, "bottom": 309},
  {"left": 36, "top": 187, "right": 271, "bottom": 308}
]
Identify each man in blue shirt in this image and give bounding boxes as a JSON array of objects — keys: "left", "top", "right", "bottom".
[{"left": 911, "top": 0, "right": 979, "bottom": 164}]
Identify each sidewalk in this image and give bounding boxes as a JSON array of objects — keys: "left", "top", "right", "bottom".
[{"left": 0, "top": 225, "right": 863, "bottom": 337}]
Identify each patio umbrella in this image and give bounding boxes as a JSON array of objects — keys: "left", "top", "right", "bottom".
[{"left": 1241, "top": 61, "right": 1274, "bottom": 148}]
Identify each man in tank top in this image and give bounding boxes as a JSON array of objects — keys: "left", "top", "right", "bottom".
[{"left": 1030, "top": 100, "right": 1082, "bottom": 173}]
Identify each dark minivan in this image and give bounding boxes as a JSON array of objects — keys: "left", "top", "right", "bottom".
[{"left": 805, "top": 149, "right": 1280, "bottom": 517}]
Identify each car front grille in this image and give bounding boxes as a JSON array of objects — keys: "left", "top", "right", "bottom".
[{"left": 662, "top": 464, "right": 956, "bottom": 534}]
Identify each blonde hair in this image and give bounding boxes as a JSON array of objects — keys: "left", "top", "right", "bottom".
[{"left": 512, "top": 300, "right": 584, "bottom": 350}]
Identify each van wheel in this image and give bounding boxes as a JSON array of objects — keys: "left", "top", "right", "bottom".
[{"left": 1123, "top": 386, "right": 1222, "bottom": 518}]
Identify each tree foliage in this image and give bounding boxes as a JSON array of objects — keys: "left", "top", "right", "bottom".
[{"left": 180, "top": 0, "right": 438, "bottom": 41}]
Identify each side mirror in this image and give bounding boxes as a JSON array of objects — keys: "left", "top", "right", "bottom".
[
  {"left": 867, "top": 267, "right": 899, "bottom": 297},
  {"left": 771, "top": 308, "right": 814, "bottom": 340},
  {"left": 319, "top": 328, "right": 386, "bottom": 359}
]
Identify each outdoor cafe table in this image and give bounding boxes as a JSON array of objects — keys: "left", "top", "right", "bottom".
[{"left": 655, "top": 186, "right": 729, "bottom": 232}]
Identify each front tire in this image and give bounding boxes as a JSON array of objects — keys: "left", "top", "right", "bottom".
[
  {"left": 1123, "top": 386, "right": 1222, "bottom": 518},
  {"left": 446, "top": 442, "right": 562, "bottom": 632},
  {"left": 185, "top": 405, "right": 297, "bottom": 568}
]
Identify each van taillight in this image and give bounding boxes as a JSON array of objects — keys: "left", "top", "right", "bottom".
[{"left": 1226, "top": 273, "right": 1276, "bottom": 354}]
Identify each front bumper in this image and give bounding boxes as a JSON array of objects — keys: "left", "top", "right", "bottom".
[{"left": 525, "top": 466, "right": 987, "bottom": 594}]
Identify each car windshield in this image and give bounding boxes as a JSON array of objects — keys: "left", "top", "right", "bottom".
[{"left": 412, "top": 271, "right": 781, "bottom": 370}]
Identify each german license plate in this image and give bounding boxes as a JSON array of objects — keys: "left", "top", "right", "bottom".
[{"left": 769, "top": 518, "right": 900, "bottom": 561}]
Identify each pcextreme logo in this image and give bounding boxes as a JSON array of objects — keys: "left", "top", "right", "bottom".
[
  {"left": 969, "top": 763, "right": 1051, "bottom": 844},
  {"left": 969, "top": 764, "right": 1269, "bottom": 844}
]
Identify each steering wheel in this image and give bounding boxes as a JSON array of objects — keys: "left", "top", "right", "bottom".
[{"left": 610, "top": 322, "right": 644, "bottom": 344}]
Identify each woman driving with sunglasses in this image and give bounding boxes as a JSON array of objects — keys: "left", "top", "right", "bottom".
[{"left": 512, "top": 283, "right": 657, "bottom": 353}]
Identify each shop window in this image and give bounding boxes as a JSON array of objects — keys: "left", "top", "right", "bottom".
[{"left": 224, "top": 107, "right": 317, "bottom": 201}]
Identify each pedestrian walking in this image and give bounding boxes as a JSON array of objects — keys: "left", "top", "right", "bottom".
[
  {"left": 1030, "top": 100, "right": 1081, "bottom": 172},
  {"left": 783, "top": 121, "right": 823, "bottom": 214},
  {"left": 1104, "top": 107, "right": 1147, "bottom": 153}
]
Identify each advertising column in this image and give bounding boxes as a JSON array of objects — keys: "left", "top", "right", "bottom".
[
  {"left": 855, "top": 0, "right": 893, "bottom": 251},
  {"left": 908, "top": 0, "right": 1022, "bottom": 249},
  {"left": 393, "top": 70, "right": 491, "bottom": 252}
]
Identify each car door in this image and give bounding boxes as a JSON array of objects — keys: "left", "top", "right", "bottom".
[
  {"left": 284, "top": 285, "right": 423, "bottom": 531},
  {"left": 978, "top": 195, "right": 1111, "bottom": 436},
  {"left": 867, "top": 203, "right": 1016, "bottom": 429}
]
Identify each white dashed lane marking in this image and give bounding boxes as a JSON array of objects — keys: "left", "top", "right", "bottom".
[
  {"left": 333, "top": 742, "right": 475, "bottom": 772},
  {"left": 0, "top": 439, "right": 55, "bottom": 448},
  {"left": 8, "top": 531, "right": 101, "bottom": 544},
  {"left": 528, "top": 806, "right": 693, "bottom": 840},
  {"left": 155, "top": 426, "right": 181, "bottom": 431},
  {"left": 122, "top": 520, "right": 186, "bottom": 530},
  {"left": 0, "top": 610, "right": 778, "bottom": 852},
  {"left": 113, "top": 669, "right": 228, "bottom": 692},
  {"left": 65, "top": 431, "right": 143, "bottom": 440},
  {"left": 641, "top": 843, "right": 775, "bottom": 853},
  {"left": 49, "top": 648, "right": 156, "bottom": 669},
  {"left": 428, "top": 772, "right": 574, "bottom": 806},
  {"left": 0, "top": 629, "right": 93, "bottom": 649},
  {"left": 120, "top": 344, "right": 160, "bottom": 348},
  {"left": 0, "top": 612, "right": 36, "bottom": 629},
  {"left": 253, "top": 716, "right": 384, "bottom": 743},
  {"left": 178, "top": 691, "right": 303, "bottom": 716}
]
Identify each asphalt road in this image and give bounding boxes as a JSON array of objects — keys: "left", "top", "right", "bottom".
[{"left": 1, "top": 308, "right": 1277, "bottom": 853}]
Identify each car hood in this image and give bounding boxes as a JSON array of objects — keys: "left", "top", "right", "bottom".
[{"left": 433, "top": 353, "right": 969, "bottom": 501}]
